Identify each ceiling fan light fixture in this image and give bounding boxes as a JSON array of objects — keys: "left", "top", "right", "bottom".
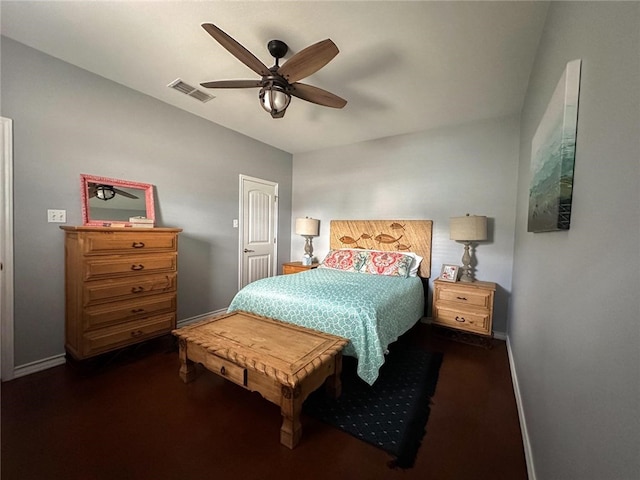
[
  {"left": 95, "top": 184, "right": 116, "bottom": 201},
  {"left": 259, "top": 83, "right": 291, "bottom": 118}
]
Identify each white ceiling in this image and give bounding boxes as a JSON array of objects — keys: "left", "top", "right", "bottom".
[{"left": 1, "top": 1, "right": 549, "bottom": 154}]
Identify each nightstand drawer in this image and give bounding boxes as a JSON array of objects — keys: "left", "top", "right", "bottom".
[
  {"left": 282, "top": 262, "right": 319, "bottom": 275},
  {"left": 433, "top": 306, "right": 490, "bottom": 335},
  {"left": 436, "top": 286, "right": 492, "bottom": 308}
]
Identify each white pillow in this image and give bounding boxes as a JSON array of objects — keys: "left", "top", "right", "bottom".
[{"left": 405, "top": 252, "right": 424, "bottom": 277}]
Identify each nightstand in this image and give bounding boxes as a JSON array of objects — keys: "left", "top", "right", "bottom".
[
  {"left": 281, "top": 261, "right": 319, "bottom": 275},
  {"left": 432, "top": 278, "right": 496, "bottom": 338}
]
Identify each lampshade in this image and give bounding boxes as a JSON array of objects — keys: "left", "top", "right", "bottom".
[
  {"left": 295, "top": 217, "right": 320, "bottom": 237},
  {"left": 450, "top": 215, "right": 487, "bottom": 241}
]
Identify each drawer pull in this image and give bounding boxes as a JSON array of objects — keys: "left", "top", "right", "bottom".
[
  {"left": 130, "top": 330, "right": 144, "bottom": 338},
  {"left": 220, "top": 366, "right": 226, "bottom": 376},
  {"left": 131, "top": 264, "right": 145, "bottom": 271},
  {"left": 131, "top": 286, "right": 145, "bottom": 294},
  {"left": 456, "top": 296, "right": 468, "bottom": 301},
  {"left": 455, "top": 316, "right": 466, "bottom": 323},
  {"left": 131, "top": 308, "right": 145, "bottom": 313},
  {"left": 132, "top": 242, "right": 145, "bottom": 249}
]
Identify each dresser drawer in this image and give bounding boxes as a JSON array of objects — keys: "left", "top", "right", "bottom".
[
  {"left": 204, "top": 354, "right": 247, "bottom": 388},
  {"left": 83, "top": 293, "right": 176, "bottom": 331},
  {"left": 436, "top": 286, "right": 492, "bottom": 308},
  {"left": 82, "top": 232, "right": 178, "bottom": 255},
  {"left": 82, "top": 313, "right": 175, "bottom": 357},
  {"left": 433, "top": 306, "right": 491, "bottom": 335},
  {"left": 83, "top": 254, "right": 177, "bottom": 280},
  {"left": 83, "top": 273, "right": 177, "bottom": 306}
]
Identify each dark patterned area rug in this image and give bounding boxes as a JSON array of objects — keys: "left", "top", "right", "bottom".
[{"left": 303, "top": 346, "right": 443, "bottom": 468}]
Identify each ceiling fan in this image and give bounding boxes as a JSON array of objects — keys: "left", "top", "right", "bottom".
[{"left": 200, "top": 23, "right": 347, "bottom": 119}]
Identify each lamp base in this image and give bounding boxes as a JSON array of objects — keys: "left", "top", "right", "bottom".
[
  {"left": 459, "top": 241, "right": 474, "bottom": 282},
  {"left": 302, "top": 236, "right": 314, "bottom": 263},
  {"left": 459, "top": 270, "right": 474, "bottom": 282}
]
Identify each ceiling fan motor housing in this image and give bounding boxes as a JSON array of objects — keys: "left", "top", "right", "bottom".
[{"left": 267, "top": 40, "right": 288, "bottom": 61}]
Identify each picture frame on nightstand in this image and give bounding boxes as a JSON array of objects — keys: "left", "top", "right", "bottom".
[{"left": 440, "top": 264, "right": 459, "bottom": 282}]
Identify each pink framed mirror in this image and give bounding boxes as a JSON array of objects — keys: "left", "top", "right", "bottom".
[{"left": 81, "top": 174, "right": 155, "bottom": 226}]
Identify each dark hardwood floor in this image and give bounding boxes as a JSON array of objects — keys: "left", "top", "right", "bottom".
[{"left": 1, "top": 323, "right": 527, "bottom": 480}]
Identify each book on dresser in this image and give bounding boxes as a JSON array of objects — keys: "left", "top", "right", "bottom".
[{"left": 60, "top": 226, "right": 182, "bottom": 360}]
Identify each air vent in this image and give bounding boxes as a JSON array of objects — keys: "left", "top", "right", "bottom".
[{"left": 167, "top": 79, "right": 215, "bottom": 103}]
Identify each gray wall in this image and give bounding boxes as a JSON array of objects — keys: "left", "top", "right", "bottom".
[
  {"left": 510, "top": 3, "right": 639, "bottom": 479},
  {"left": 1, "top": 37, "right": 293, "bottom": 366},
  {"left": 292, "top": 115, "right": 520, "bottom": 334}
]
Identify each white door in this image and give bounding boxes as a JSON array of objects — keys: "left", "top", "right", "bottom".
[
  {"left": 1, "top": 117, "right": 14, "bottom": 381},
  {"left": 239, "top": 175, "right": 278, "bottom": 289}
]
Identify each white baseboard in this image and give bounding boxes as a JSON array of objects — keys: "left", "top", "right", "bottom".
[
  {"left": 176, "top": 308, "right": 227, "bottom": 327},
  {"left": 506, "top": 336, "right": 536, "bottom": 480},
  {"left": 9, "top": 309, "right": 229, "bottom": 380},
  {"left": 13, "top": 353, "right": 66, "bottom": 379}
]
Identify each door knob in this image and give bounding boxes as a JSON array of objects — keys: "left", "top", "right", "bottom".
[{"left": 243, "top": 248, "right": 255, "bottom": 253}]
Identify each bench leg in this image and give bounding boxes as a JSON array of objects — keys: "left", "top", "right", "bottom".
[
  {"left": 324, "top": 353, "right": 343, "bottom": 399},
  {"left": 178, "top": 339, "right": 197, "bottom": 383},
  {"left": 280, "top": 385, "right": 302, "bottom": 449}
]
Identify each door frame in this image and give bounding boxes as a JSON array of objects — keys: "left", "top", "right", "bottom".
[
  {"left": 238, "top": 174, "right": 278, "bottom": 290},
  {"left": 1, "top": 117, "right": 15, "bottom": 381}
]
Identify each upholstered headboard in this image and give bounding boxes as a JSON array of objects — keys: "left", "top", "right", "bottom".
[{"left": 329, "top": 220, "right": 433, "bottom": 278}]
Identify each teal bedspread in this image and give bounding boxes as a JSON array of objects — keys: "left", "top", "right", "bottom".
[{"left": 227, "top": 268, "right": 424, "bottom": 385}]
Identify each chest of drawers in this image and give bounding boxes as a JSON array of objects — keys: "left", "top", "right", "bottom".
[
  {"left": 432, "top": 278, "right": 496, "bottom": 337},
  {"left": 61, "top": 226, "right": 182, "bottom": 360}
]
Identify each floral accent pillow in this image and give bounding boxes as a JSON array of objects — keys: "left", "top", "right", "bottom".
[
  {"left": 319, "top": 249, "right": 367, "bottom": 272},
  {"left": 362, "top": 251, "right": 413, "bottom": 277},
  {"left": 320, "top": 249, "right": 413, "bottom": 277}
]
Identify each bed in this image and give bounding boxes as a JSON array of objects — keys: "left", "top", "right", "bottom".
[{"left": 228, "top": 220, "right": 433, "bottom": 385}]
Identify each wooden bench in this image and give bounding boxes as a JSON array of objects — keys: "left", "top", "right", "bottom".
[{"left": 172, "top": 311, "right": 348, "bottom": 448}]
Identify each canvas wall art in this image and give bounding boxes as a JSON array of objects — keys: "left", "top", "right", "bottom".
[{"left": 528, "top": 59, "right": 582, "bottom": 233}]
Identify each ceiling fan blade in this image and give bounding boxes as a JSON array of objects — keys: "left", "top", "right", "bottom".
[
  {"left": 113, "top": 188, "right": 139, "bottom": 199},
  {"left": 201, "top": 23, "right": 270, "bottom": 77},
  {"left": 200, "top": 80, "right": 263, "bottom": 89},
  {"left": 291, "top": 83, "right": 347, "bottom": 109},
  {"left": 278, "top": 39, "right": 339, "bottom": 83}
]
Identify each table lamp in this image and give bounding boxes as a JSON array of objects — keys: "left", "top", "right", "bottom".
[
  {"left": 295, "top": 217, "right": 320, "bottom": 265},
  {"left": 449, "top": 214, "right": 487, "bottom": 282}
]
